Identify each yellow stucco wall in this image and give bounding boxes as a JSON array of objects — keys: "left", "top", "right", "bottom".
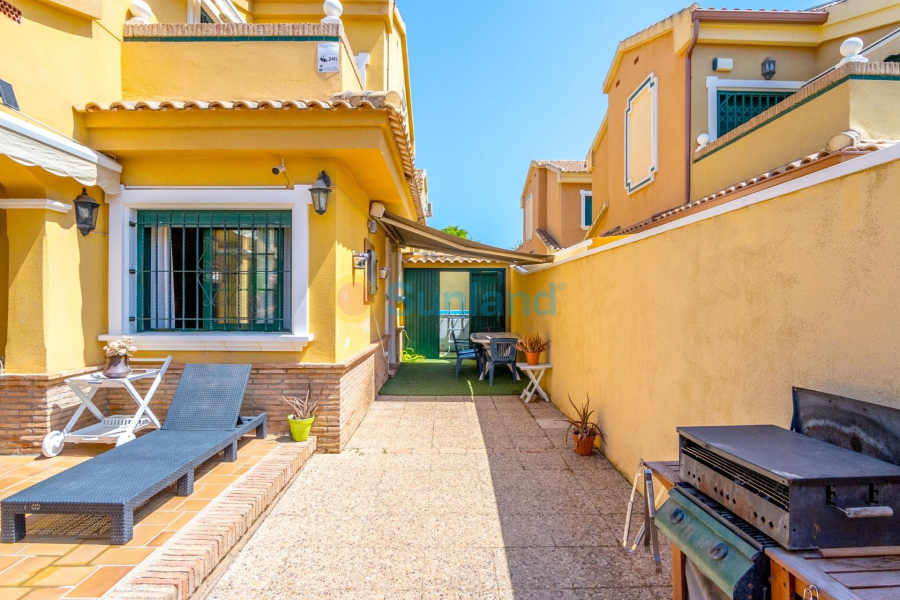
[
  {"left": 511, "top": 156, "right": 900, "bottom": 477},
  {"left": 122, "top": 39, "right": 362, "bottom": 101},
  {"left": 0, "top": 0, "right": 134, "bottom": 138},
  {"left": 601, "top": 32, "right": 686, "bottom": 234},
  {"left": 519, "top": 168, "right": 547, "bottom": 254}
]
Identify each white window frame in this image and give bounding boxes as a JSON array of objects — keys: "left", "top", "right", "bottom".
[
  {"left": 624, "top": 73, "right": 659, "bottom": 195},
  {"left": 524, "top": 193, "right": 533, "bottom": 241},
  {"left": 102, "top": 185, "right": 312, "bottom": 352},
  {"left": 706, "top": 76, "right": 805, "bottom": 141},
  {"left": 580, "top": 190, "right": 592, "bottom": 231}
]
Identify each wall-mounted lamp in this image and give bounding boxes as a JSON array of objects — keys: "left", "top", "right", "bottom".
[
  {"left": 310, "top": 171, "right": 332, "bottom": 215},
  {"left": 73, "top": 187, "right": 100, "bottom": 236},
  {"left": 761, "top": 57, "right": 776, "bottom": 80},
  {"left": 367, "top": 219, "right": 378, "bottom": 234},
  {"left": 352, "top": 252, "right": 368, "bottom": 269},
  {"left": 379, "top": 266, "right": 390, "bottom": 280}
]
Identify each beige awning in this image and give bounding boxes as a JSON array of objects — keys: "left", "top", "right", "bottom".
[
  {"left": 375, "top": 209, "right": 551, "bottom": 265},
  {"left": 0, "top": 110, "right": 121, "bottom": 194}
]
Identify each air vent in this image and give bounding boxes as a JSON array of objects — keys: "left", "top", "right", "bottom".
[{"left": 683, "top": 441, "right": 790, "bottom": 511}]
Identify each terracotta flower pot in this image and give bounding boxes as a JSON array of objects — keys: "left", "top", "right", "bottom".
[
  {"left": 573, "top": 434, "right": 597, "bottom": 456},
  {"left": 102, "top": 356, "right": 133, "bottom": 379},
  {"left": 526, "top": 352, "right": 541, "bottom": 366}
]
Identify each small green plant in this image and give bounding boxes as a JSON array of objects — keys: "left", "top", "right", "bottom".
[
  {"left": 282, "top": 390, "right": 319, "bottom": 420},
  {"left": 401, "top": 330, "right": 426, "bottom": 362},
  {"left": 564, "top": 394, "right": 606, "bottom": 443},
  {"left": 516, "top": 334, "right": 550, "bottom": 354}
]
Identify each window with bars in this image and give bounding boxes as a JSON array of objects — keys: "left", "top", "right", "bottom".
[
  {"left": 717, "top": 90, "right": 793, "bottom": 137},
  {"left": 136, "top": 210, "right": 291, "bottom": 332}
]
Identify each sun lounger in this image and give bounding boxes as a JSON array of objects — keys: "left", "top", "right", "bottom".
[{"left": 1, "top": 364, "right": 266, "bottom": 545}]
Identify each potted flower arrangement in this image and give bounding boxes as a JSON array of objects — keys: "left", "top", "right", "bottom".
[
  {"left": 565, "top": 395, "right": 606, "bottom": 456},
  {"left": 282, "top": 390, "right": 319, "bottom": 442},
  {"left": 516, "top": 334, "right": 550, "bottom": 366},
  {"left": 102, "top": 336, "right": 137, "bottom": 379}
]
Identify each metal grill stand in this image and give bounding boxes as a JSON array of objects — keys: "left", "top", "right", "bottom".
[{"left": 42, "top": 357, "right": 172, "bottom": 457}]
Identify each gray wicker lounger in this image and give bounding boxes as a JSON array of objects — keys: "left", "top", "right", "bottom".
[{"left": 1, "top": 364, "right": 266, "bottom": 545}]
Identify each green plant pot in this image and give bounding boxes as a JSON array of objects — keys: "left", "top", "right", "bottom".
[{"left": 288, "top": 415, "right": 315, "bottom": 442}]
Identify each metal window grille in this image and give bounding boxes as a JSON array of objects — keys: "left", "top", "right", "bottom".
[
  {"left": 136, "top": 210, "right": 292, "bottom": 332},
  {"left": 717, "top": 91, "right": 793, "bottom": 137}
]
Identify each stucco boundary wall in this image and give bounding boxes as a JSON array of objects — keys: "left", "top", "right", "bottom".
[
  {"left": 0, "top": 338, "right": 389, "bottom": 454},
  {"left": 509, "top": 146, "right": 900, "bottom": 478}
]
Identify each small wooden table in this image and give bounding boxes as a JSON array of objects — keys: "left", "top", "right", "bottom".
[
  {"left": 516, "top": 362, "right": 551, "bottom": 403},
  {"left": 768, "top": 547, "right": 900, "bottom": 600}
]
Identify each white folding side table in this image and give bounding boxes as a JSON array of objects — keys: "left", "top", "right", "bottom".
[
  {"left": 516, "top": 362, "right": 552, "bottom": 403},
  {"left": 42, "top": 357, "right": 172, "bottom": 457}
]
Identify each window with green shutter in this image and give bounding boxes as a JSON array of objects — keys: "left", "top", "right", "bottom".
[
  {"left": 581, "top": 192, "right": 592, "bottom": 229},
  {"left": 136, "top": 210, "right": 291, "bottom": 332},
  {"left": 717, "top": 90, "right": 793, "bottom": 137}
]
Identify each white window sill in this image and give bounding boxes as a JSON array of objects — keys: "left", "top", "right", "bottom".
[{"left": 98, "top": 332, "right": 314, "bottom": 352}]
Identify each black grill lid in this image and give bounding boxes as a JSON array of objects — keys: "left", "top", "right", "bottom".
[{"left": 679, "top": 425, "right": 900, "bottom": 486}]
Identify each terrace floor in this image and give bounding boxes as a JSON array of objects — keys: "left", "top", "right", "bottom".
[
  {"left": 0, "top": 436, "right": 281, "bottom": 599},
  {"left": 208, "top": 395, "right": 672, "bottom": 599}
]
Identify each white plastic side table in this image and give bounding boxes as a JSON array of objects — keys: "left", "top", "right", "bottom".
[
  {"left": 42, "top": 357, "right": 172, "bottom": 457},
  {"left": 516, "top": 362, "right": 552, "bottom": 403}
]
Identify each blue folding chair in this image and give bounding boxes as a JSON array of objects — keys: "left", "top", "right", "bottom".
[
  {"left": 486, "top": 338, "right": 519, "bottom": 386},
  {"left": 453, "top": 334, "right": 481, "bottom": 378}
]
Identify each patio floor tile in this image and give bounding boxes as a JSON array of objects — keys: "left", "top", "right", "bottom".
[
  {"left": 0, "top": 436, "right": 284, "bottom": 598},
  {"left": 208, "top": 394, "right": 669, "bottom": 598},
  {"left": 66, "top": 566, "right": 133, "bottom": 598}
]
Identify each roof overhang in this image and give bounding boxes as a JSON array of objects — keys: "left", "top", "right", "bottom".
[
  {"left": 374, "top": 208, "right": 551, "bottom": 265},
  {"left": 74, "top": 94, "right": 424, "bottom": 221},
  {"left": 0, "top": 109, "right": 121, "bottom": 194}
]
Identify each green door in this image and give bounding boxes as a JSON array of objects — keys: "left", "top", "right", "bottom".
[
  {"left": 404, "top": 269, "right": 440, "bottom": 359},
  {"left": 470, "top": 270, "right": 506, "bottom": 334}
]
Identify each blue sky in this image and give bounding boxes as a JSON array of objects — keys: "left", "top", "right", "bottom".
[{"left": 399, "top": 0, "right": 810, "bottom": 247}]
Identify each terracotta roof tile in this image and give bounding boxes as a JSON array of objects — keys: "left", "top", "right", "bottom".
[
  {"left": 614, "top": 138, "right": 897, "bottom": 236},
  {"left": 74, "top": 92, "right": 428, "bottom": 223},
  {"left": 403, "top": 253, "right": 496, "bottom": 265},
  {"left": 532, "top": 160, "right": 588, "bottom": 173},
  {"left": 535, "top": 229, "right": 563, "bottom": 252}
]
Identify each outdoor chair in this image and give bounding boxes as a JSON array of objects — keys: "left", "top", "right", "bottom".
[
  {"left": 1, "top": 364, "right": 266, "bottom": 545},
  {"left": 486, "top": 337, "right": 519, "bottom": 386},
  {"left": 452, "top": 335, "right": 481, "bottom": 378}
]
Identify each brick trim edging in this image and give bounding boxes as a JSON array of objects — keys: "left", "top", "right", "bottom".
[{"left": 103, "top": 437, "right": 316, "bottom": 600}]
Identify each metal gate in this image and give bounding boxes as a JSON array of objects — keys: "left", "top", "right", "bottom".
[
  {"left": 403, "top": 268, "right": 506, "bottom": 360},
  {"left": 469, "top": 270, "right": 506, "bottom": 336},
  {"left": 403, "top": 269, "right": 440, "bottom": 359}
]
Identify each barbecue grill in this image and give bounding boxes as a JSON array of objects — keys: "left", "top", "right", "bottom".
[
  {"left": 656, "top": 388, "right": 900, "bottom": 600},
  {"left": 679, "top": 423, "right": 900, "bottom": 550}
]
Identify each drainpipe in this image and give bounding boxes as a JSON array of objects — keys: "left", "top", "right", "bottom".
[{"left": 684, "top": 15, "right": 700, "bottom": 205}]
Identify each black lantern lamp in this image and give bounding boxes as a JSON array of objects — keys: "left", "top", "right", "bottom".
[
  {"left": 761, "top": 57, "right": 776, "bottom": 80},
  {"left": 310, "top": 171, "right": 332, "bottom": 215},
  {"left": 73, "top": 187, "right": 100, "bottom": 236}
]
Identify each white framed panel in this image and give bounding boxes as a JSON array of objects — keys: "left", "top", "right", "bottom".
[
  {"left": 524, "top": 194, "right": 534, "bottom": 241},
  {"left": 625, "top": 73, "right": 659, "bottom": 195}
]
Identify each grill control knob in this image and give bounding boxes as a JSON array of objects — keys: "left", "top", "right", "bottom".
[
  {"left": 709, "top": 543, "right": 729, "bottom": 561},
  {"left": 669, "top": 508, "right": 685, "bottom": 524}
]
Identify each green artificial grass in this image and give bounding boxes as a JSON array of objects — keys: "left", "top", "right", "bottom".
[{"left": 379, "top": 356, "right": 526, "bottom": 397}]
